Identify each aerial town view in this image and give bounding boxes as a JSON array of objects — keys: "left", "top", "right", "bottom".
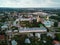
[{"left": 0, "top": 0, "right": 60, "bottom": 45}]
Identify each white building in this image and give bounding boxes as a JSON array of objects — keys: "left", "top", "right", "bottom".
[{"left": 43, "top": 20, "right": 51, "bottom": 27}]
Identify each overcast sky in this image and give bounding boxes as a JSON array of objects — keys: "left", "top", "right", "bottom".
[{"left": 0, "top": 0, "right": 60, "bottom": 8}]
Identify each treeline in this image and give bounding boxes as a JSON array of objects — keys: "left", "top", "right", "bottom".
[{"left": 50, "top": 16, "right": 60, "bottom": 21}]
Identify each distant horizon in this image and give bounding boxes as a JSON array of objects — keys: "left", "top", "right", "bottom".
[{"left": 0, "top": 6, "right": 60, "bottom": 9}]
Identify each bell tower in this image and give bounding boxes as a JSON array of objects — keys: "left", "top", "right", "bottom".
[{"left": 37, "top": 15, "right": 41, "bottom": 22}]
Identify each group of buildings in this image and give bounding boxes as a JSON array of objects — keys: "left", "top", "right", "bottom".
[{"left": 0, "top": 11, "right": 59, "bottom": 45}]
